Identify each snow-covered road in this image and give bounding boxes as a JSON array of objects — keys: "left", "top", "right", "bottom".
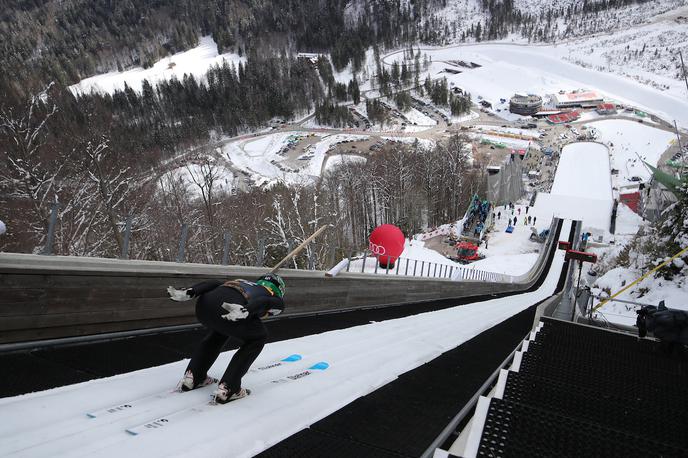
[{"left": 0, "top": 233, "right": 567, "bottom": 457}]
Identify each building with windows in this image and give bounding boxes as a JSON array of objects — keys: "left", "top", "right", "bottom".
[
  {"left": 509, "top": 94, "right": 543, "bottom": 115},
  {"left": 553, "top": 91, "right": 603, "bottom": 108}
]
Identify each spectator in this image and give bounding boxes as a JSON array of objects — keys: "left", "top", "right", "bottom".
[
  {"left": 513, "top": 216, "right": 518, "bottom": 225},
  {"left": 525, "top": 206, "right": 530, "bottom": 214},
  {"left": 497, "top": 211, "right": 501, "bottom": 220},
  {"left": 508, "top": 218, "right": 512, "bottom": 227},
  {"left": 532, "top": 216, "right": 537, "bottom": 225}
]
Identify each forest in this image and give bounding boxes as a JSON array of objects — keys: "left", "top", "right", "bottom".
[
  {"left": 0, "top": 82, "right": 483, "bottom": 268},
  {"left": 0, "top": 0, "right": 656, "bottom": 268}
]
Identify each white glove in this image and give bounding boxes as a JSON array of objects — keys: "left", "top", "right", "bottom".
[
  {"left": 221, "top": 302, "right": 249, "bottom": 321},
  {"left": 167, "top": 286, "right": 193, "bottom": 302}
]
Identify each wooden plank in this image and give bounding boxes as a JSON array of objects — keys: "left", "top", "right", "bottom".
[
  {"left": 0, "top": 316, "right": 198, "bottom": 344},
  {"left": 0, "top": 305, "right": 195, "bottom": 331}
]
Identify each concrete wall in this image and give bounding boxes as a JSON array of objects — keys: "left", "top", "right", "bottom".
[{"left": 0, "top": 219, "right": 562, "bottom": 344}]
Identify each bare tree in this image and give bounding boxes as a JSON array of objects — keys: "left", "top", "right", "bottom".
[{"left": 0, "top": 84, "right": 61, "bottom": 249}]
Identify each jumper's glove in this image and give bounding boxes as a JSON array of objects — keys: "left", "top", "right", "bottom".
[
  {"left": 167, "top": 286, "right": 194, "bottom": 302},
  {"left": 221, "top": 302, "right": 249, "bottom": 321}
]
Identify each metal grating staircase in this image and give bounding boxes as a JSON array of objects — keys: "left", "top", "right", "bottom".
[{"left": 451, "top": 317, "right": 688, "bottom": 458}]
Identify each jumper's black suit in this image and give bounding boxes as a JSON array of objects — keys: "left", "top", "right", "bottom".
[{"left": 185, "top": 279, "right": 285, "bottom": 391}]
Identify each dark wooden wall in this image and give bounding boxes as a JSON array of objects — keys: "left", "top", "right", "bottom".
[{"left": 0, "top": 220, "right": 561, "bottom": 345}]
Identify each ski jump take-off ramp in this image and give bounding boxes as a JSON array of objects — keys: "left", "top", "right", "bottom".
[
  {"left": 0, "top": 215, "right": 576, "bottom": 457},
  {"left": 0, "top": 139, "right": 621, "bottom": 457}
]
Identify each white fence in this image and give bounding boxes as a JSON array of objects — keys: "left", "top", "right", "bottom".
[{"left": 327, "top": 253, "right": 512, "bottom": 283}]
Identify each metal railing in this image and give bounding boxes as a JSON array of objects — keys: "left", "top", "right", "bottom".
[{"left": 328, "top": 252, "right": 512, "bottom": 283}]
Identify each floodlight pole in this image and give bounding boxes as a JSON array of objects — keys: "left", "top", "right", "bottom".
[{"left": 679, "top": 51, "right": 688, "bottom": 97}]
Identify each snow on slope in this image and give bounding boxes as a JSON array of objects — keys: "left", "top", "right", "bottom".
[
  {"left": 0, "top": 242, "right": 567, "bottom": 458},
  {"left": 70, "top": 36, "right": 245, "bottom": 94},
  {"left": 222, "top": 132, "right": 367, "bottom": 184},
  {"left": 404, "top": 107, "right": 437, "bottom": 126},
  {"left": 159, "top": 163, "right": 235, "bottom": 199},
  {"left": 347, "top": 239, "right": 462, "bottom": 276},
  {"left": 224, "top": 133, "right": 302, "bottom": 184},
  {"left": 584, "top": 119, "right": 676, "bottom": 185},
  {"left": 562, "top": 18, "right": 688, "bottom": 95},
  {"left": 307, "top": 134, "right": 369, "bottom": 175},
  {"left": 324, "top": 154, "right": 367, "bottom": 171}
]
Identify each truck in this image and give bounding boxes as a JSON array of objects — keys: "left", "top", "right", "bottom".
[{"left": 449, "top": 241, "right": 484, "bottom": 264}]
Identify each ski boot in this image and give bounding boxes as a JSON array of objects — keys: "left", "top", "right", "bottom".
[
  {"left": 177, "top": 370, "right": 218, "bottom": 392},
  {"left": 212, "top": 382, "right": 251, "bottom": 404}
]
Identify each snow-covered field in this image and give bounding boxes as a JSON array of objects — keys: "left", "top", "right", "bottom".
[
  {"left": 70, "top": 36, "right": 245, "bottom": 94},
  {"left": 222, "top": 132, "right": 372, "bottom": 184},
  {"left": 382, "top": 136, "right": 436, "bottom": 149},
  {"left": 472, "top": 133, "right": 533, "bottom": 150},
  {"left": 0, "top": 244, "right": 566, "bottom": 458},
  {"left": 584, "top": 119, "right": 676, "bottom": 185},
  {"left": 473, "top": 125, "right": 541, "bottom": 139},
  {"left": 347, "top": 239, "right": 462, "bottom": 278},
  {"left": 404, "top": 107, "right": 437, "bottom": 126},
  {"left": 223, "top": 132, "right": 308, "bottom": 185},
  {"left": 323, "top": 154, "right": 367, "bottom": 172},
  {"left": 306, "top": 134, "right": 369, "bottom": 175}
]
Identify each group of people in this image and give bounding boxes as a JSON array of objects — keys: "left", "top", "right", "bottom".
[
  {"left": 495, "top": 203, "right": 537, "bottom": 228},
  {"left": 463, "top": 195, "right": 492, "bottom": 238}
]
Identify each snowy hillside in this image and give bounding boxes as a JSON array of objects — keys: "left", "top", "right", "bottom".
[
  {"left": 561, "top": 16, "right": 688, "bottom": 95},
  {"left": 69, "top": 36, "right": 245, "bottom": 94}
]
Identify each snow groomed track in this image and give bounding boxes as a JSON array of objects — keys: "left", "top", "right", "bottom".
[{"left": 0, "top": 221, "right": 571, "bottom": 457}]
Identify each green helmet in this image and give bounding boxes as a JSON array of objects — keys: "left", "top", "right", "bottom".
[{"left": 257, "top": 273, "right": 286, "bottom": 297}]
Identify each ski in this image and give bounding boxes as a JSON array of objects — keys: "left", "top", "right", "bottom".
[
  {"left": 125, "top": 361, "right": 329, "bottom": 436},
  {"left": 269, "top": 361, "right": 329, "bottom": 384},
  {"left": 86, "top": 354, "right": 302, "bottom": 419},
  {"left": 251, "top": 353, "right": 302, "bottom": 372}
]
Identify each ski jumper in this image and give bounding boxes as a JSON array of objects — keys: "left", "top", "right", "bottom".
[{"left": 185, "top": 279, "right": 285, "bottom": 392}]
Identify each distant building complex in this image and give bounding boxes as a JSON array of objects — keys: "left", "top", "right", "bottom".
[{"left": 509, "top": 94, "right": 542, "bottom": 115}]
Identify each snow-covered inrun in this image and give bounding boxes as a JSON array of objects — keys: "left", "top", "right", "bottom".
[
  {"left": 70, "top": 36, "right": 245, "bottom": 94},
  {"left": 0, "top": 239, "right": 566, "bottom": 458}
]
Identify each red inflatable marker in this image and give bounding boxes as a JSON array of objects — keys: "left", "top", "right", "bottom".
[{"left": 369, "top": 224, "right": 405, "bottom": 268}]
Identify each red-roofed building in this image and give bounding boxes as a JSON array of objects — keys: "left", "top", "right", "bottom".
[{"left": 596, "top": 103, "right": 617, "bottom": 115}]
